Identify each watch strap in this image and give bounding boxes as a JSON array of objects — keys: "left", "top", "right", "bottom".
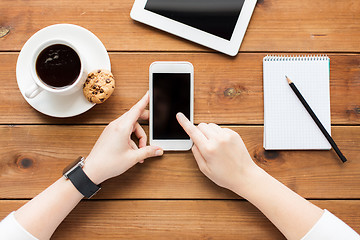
[{"left": 67, "top": 166, "right": 101, "bottom": 198}]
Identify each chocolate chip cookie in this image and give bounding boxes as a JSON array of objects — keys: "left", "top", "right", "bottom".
[{"left": 83, "top": 69, "right": 115, "bottom": 104}]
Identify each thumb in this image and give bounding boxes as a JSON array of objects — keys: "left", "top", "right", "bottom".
[{"left": 135, "top": 146, "right": 163, "bottom": 162}]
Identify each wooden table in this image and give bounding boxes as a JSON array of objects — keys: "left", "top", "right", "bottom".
[{"left": 1, "top": 0, "right": 359, "bottom": 239}]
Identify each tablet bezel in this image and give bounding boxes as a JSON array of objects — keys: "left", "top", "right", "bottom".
[{"left": 130, "top": 0, "right": 257, "bottom": 56}]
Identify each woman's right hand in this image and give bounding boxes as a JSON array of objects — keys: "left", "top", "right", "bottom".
[
  {"left": 176, "top": 112, "right": 260, "bottom": 193},
  {"left": 177, "top": 113, "right": 331, "bottom": 240}
]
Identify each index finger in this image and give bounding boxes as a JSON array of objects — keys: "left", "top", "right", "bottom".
[{"left": 176, "top": 112, "right": 207, "bottom": 146}]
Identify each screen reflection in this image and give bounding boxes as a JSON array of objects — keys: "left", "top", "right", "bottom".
[{"left": 145, "top": 0, "right": 245, "bottom": 40}]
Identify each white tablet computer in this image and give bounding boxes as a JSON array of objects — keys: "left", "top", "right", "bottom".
[{"left": 130, "top": 0, "right": 257, "bottom": 56}]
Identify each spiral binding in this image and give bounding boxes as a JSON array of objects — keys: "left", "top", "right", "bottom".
[{"left": 263, "top": 55, "right": 329, "bottom": 62}]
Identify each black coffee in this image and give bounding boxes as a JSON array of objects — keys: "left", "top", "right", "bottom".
[{"left": 36, "top": 44, "right": 81, "bottom": 88}]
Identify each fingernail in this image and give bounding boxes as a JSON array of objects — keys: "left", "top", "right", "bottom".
[
  {"left": 155, "top": 149, "right": 163, "bottom": 156},
  {"left": 143, "top": 91, "right": 149, "bottom": 99},
  {"left": 176, "top": 112, "right": 184, "bottom": 118}
]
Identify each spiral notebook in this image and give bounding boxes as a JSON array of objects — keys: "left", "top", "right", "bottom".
[{"left": 263, "top": 55, "right": 331, "bottom": 150}]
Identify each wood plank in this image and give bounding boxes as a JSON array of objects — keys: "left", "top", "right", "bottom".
[
  {"left": 0, "top": 125, "right": 359, "bottom": 199},
  {"left": 0, "top": 200, "right": 359, "bottom": 239},
  {"left": 0, "top": 0, "right": 359, "bottom": 52},
  {"left": 0, "top": 53, "right": 359, "bottom": 124}
]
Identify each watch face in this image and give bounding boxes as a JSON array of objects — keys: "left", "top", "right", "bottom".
[{"left": 63, "top": 156, "right": 83, "bottom": 176}]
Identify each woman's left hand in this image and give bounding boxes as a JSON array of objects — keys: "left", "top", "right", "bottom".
[{"left": 83, "top": 92, "right": 163, "bottom": 184}]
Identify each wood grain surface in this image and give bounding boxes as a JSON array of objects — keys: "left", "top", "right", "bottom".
[
  {"left": 1, "top": 125, "right": 358, "bottom": 199},
  {"left": 0, "top": 53, "right": 359, "bottom": 124},
  {"left": 0, "top": 200, "right": 359, "bottom": 239},
  {"left": 0, "top": 0, "right": 359, "bottom": 52},
  {"left": 1, "top": 0, "right": 360, "bottom": 238}
]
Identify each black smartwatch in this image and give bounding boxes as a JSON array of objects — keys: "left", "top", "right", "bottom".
[{"left": 63, "top": 156, "right": 101, "bottom": 199}]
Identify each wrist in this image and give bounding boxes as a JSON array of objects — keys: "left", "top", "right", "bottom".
[
  {"left": 230, "top": 165, "right": 265, "bottom": 198},
  {"left": 82, "top": 158, "right": 105, "bottom": 185}
]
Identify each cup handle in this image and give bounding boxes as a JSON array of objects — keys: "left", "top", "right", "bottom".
[{"left": 25, "top": 83, "right": 43, "bottom": 99}]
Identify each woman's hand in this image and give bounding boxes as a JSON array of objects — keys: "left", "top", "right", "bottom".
[
  {"left": 176, "top": 112, "right": 259, "bottom": 192},
  {"left": 83, "top": 92, "right": 163, "bottom": 184}
]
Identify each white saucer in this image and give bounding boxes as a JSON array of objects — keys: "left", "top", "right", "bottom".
[{"left": 16, "top": 24, "right": 111, "bottom": 118}]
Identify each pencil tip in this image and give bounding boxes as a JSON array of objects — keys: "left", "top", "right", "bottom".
[{"left": 286, "top": 76, "right": 292, "bottom": 84}]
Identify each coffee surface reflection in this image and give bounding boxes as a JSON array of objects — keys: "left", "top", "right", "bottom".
[{"left": 36, "top": 44, "right": 81, "bottom": 88}]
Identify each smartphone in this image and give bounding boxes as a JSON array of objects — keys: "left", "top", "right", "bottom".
[{"left": 149, "top": 61, "right": 194, "bottom": 151}]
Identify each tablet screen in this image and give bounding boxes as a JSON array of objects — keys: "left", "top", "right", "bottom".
[{"left": 145, "top": 0, "right": 245, "bottom": 41}]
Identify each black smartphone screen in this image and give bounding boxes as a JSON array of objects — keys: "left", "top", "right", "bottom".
[
  {"left": 145, "top": 0, "right": 245, "bottom": 41},
  {"left": 153, "top": 73, "right": 190, "bottom": 139}
]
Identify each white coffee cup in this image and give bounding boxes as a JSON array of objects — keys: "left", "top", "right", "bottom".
[{"left": 25, "top": 39, "right": 87, "bottom": 99}]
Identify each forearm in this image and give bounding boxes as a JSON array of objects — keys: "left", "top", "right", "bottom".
[
  {"left": 14, "top": 177, "right": 83, "bottom": 240},
  {"left": 233, "top": 166, "right": 323, "bottom": 240},
  {"left": 5, "top": 93, "right": 157, "bottom": 240}
]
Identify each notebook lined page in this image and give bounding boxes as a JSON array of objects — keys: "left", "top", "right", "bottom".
[{"left": 263, "top": 56, "right": 331, "bottom": 150}]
